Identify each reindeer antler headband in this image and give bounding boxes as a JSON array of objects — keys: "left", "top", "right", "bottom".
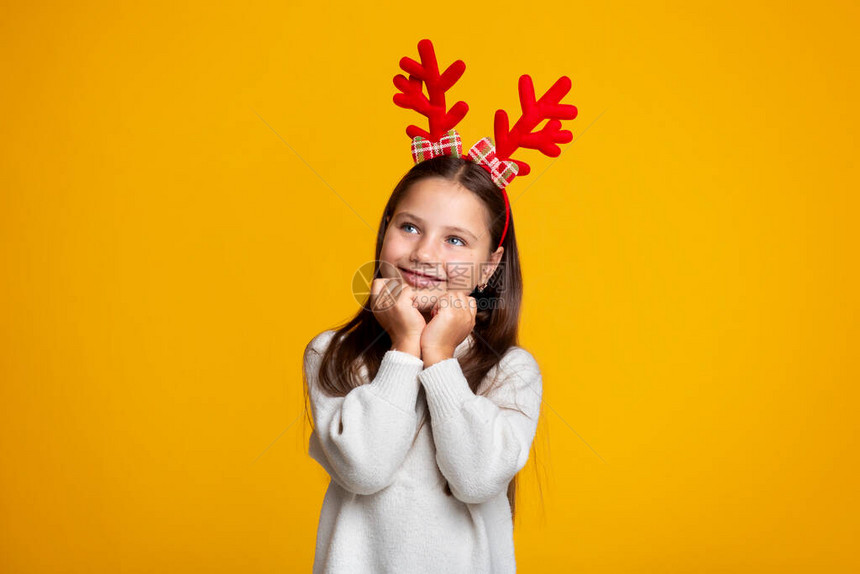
[{"left": 393, "top": 39, "right": 579, "bottom": 249}]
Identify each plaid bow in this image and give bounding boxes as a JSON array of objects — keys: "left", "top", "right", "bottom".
[
  {"left": 411, "top": 129, "right": 463, "bottom": 163},
  {"left": 467, "top": 137, "right": 519, "bottom": 189}
]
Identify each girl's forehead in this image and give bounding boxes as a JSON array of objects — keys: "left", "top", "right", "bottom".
[{"left": 396, "top": 179, "right": 489, "bottom": 225}]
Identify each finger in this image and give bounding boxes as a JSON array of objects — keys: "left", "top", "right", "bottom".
[
  {"left": 369, "top": 278, "right": 383, "bottom": 309},
  {"left": 371, "top": 277, "right": 397, "bottom": 297},
  {"left": 426, "top": 293, "right": 441, "bottom": 317},
  {"left": 397, "top": 281, "right": 415, "bottom": 304},
  {"left": 386, "top": 279, "right": 404, "bottom": 301},
  {"left": 453, "top": 291, "right": 468, "bottom": 312},
  {"left": 370, "top": 278, "right": 397, "bottom": 311},
  {"left": 437, "top": 292, "right": 451, "bottom": 313}
]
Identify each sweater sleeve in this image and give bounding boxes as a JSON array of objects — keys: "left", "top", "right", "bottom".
[
  {"left": 303, "top": 331, "right": 425, "bottom": 496},
  {"left": 417, "top": 347, "right": 543, "bottom": 504}
]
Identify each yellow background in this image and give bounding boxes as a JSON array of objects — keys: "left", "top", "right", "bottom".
[{"left": 1, "top": 0, "right": 857, "bottom": 572}]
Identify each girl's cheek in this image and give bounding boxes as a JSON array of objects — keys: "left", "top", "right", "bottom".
[{"left": 442, "top": 266, "right": 465, "bottom": 291}]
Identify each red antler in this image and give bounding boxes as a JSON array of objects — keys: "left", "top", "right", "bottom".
[
  {"left": 393, "top": 39, "right": 469, "bottom": 141},
  {"left": 493, "top": 75, "right": 578, "bottom": 176}
]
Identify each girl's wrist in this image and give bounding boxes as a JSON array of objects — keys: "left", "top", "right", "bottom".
[
  {"left": 391, "top": 338, "right": 421, "bottom": 359},
  {"left": 421, "top": 345, "right": 455, "bottom": 368}
]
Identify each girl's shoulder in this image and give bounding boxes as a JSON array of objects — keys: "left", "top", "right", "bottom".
[
  {"left": 304, "top": 329, "right": 339, "bottom": 358},
  {"left": 460, "top": 333, "right": 540, "bottom": 373},
  {"left": 496, "top": 344, "right": 541, "bottom": 374},
  {"left": 473, "top": 344, "right": 541, "bottom": 393},
  {"left": 474, "top": 344, "right": 543, "bottom": 403}
]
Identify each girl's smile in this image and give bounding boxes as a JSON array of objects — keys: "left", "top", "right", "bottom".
[{"left": 398, "top": 267, "right": 445, "bottom": 289}]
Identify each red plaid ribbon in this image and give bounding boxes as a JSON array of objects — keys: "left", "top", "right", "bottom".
[
  {"left": 467, "top": 137, "right": 519, "bottom": 190},
  {"left": 411, "top": 129, "right": 463, "bottom": 163}
]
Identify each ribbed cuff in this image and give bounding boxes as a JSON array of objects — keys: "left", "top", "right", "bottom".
[
  {"left": 417, "top": 358, "right": 476, "bottom": 421},
  {"left": 367, "top": 349, "right": 425, "bottom": 413}
]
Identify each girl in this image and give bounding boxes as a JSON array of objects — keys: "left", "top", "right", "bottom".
[
  {"left": 302, "top": 155, "right": 543, "bottom": 573},
  {"left": 302, "top": 39, "right": 576, "bottom": 573}
]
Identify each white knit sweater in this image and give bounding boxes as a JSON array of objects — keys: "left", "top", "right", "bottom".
[{"left": 304, "top": 329, "right": 543, "bottom": 574}]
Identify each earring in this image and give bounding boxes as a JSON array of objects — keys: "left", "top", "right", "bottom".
[{"left": 476, "top": 282, "right": 488, "bottom": 293}]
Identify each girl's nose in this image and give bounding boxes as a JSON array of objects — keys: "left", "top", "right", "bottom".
[{"left": 410, "top": 235, "right": 440, "bottom": 265}]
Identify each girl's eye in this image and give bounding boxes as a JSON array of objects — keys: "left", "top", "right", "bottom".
[{"left": 400, "top": 223, "right": 467, "bottom": 246}]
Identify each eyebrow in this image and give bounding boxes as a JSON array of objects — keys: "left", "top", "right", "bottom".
[{"left": 393, "top": 211, "right": 479, "bottom": 242}]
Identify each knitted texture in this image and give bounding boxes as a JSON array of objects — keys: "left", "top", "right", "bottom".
[{"left": 304, "top": 329, "right": 543, "bottom": 573}]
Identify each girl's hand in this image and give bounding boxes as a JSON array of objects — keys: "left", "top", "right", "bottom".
[
  {"left": 420, "top": 291, "right": 477, "bottom": 366},
  {"left": 370, "top": 278, "right": 426, "bottom": 356}
]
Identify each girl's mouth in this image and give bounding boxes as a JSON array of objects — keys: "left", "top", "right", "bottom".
[{"left": 399, "top": 267, "right": 444, "bottom": 288}]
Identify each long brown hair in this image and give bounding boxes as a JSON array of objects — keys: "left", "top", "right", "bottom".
[{"left": 303, "top": 155, "right": 540, "bottom": 522}]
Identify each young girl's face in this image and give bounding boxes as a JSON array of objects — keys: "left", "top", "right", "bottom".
[{"left": 378, "top": 177, "right": 504, "bottom": 315}]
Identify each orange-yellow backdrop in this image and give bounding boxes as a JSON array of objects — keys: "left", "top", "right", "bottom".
[{"left": 1, "top": 0, "right": 857, "bottom": 572}]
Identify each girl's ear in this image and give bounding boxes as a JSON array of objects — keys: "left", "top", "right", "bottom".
[{"left": 481, "top": 246, "right": 505, "bottom": 284}]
